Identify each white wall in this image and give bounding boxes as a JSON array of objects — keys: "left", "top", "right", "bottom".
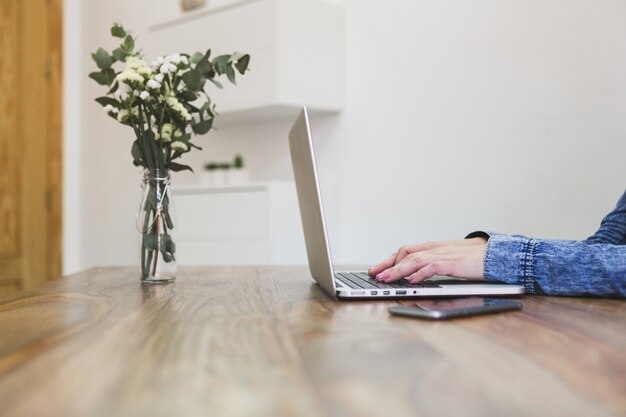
[{"left": 65, "top": 0, "right": 626, "bottom": 273}]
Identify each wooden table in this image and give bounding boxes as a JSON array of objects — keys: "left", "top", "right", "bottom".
[{"left": 0, "top": 267, "right": 624, "bottom": 417}]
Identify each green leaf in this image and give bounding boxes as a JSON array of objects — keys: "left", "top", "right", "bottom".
[
  {"left": 108, "top": 81, "right": 119, "bottom": 94},
  {"left": 143, "top": 233, "right": 158, "bottom": 250},
  {"left": 179, "top": 91, "right": 197, "bottom": 102},
  {"left": 195, "top": 50, "right": 212, "bottom": 74},
  {"left": 190, "top": 51, "right": 204, "bottom": 64},
  {"left": 192, "top": 119, "right": 213, "bottom": 135},
  {"left": 95, "top": 96, "right": 120, "bottom": 107},
  {"left": 164, "top": 210, "right": 174, "bottom": 230},
  {"left": 161, "top": 251, "right": 173, "bottom": 263},
  {"left": 234, "top": 54, "right": 250, "bottom": 75},
  {"left": 111, "top": 24, "right": 126, "bottom": 38},
  {"left": 162, "top": 233, "right": 176, "bottom": 254},
  {"left": 167, "top": 162, "right": 194, "bottom": 173},
  {"left": 143, "top": 129, "right": 156, "bottom": 142},
  {"left": 212, "top": 55, "right": 230, "bottom": 74},
  {"left": 176, "top": 133, "right": 192, "bottom": 142},
  {"left": 89, "top": 69, "right": 115, "bottom": 86},
  {"left": 122, "top": 35, "right": 134, "bottom": 52},
  {"left": 228, "top": 51, "right": 246, "bottom": 63},
  {"left": 131, "top": 140, "right": 145, "bottom": 163},
  {"left": 182, "top": 70, "right": 202, "bottom": 91},
  {"left": 225, "top": 66, "right": 236, "bottom": 85},
  {"left": 92, "top": 48, "right": 113, "bottom": 70},
  {"left": 112, "top": 48, "right": 129, "bottom": 62},
  {"left": 88, "top": 72, "right": 105, "bottom": 85}
]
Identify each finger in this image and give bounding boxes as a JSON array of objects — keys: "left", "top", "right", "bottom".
[
  {"left": 368, "top": 252, "right": 398, "bottom": 277},
  {"left": 393, "top": 242, "right": 441, "bottom": 265},
  {"left": 408, "top": 261, "right": 457, "bottom": 283},
  {"left": 394, "top": 246, "right": 411, "bottom": 266},
  {"left": 378, "top": 254, "right": 433, "bottom": 282}
]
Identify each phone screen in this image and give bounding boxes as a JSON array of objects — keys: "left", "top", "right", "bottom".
[{"left": 388, "top": 297, "right": 522, "bottom": 320}]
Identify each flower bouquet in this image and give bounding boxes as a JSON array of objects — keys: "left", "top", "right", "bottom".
[{"left": 90, "top": 23, "right": 250, "bottom": 283}]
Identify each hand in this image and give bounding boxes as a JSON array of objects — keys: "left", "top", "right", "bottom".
[{"left": 367, "top": 238, "right": 488, "bottom": 284}]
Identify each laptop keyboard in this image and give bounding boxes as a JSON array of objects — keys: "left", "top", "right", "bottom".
[{"left": 334, "top": 272, "right": 442, "bottom": 289}]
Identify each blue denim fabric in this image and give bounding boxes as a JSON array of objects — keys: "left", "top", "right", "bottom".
[{"left": 476, "top": 189, "right": 626, "bottom": 298}]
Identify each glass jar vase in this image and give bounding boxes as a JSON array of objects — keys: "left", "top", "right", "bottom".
[{"left": 137, "top": 169, "right": 177, "bottom": 283}]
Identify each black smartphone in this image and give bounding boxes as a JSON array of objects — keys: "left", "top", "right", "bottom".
[{"left": 388, "top": 297, "right": 522, "bottom": 320}]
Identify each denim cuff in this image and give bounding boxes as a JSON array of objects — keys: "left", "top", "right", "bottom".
[{"left": 484, "top": 234, "right": 539, "bottom": 294}]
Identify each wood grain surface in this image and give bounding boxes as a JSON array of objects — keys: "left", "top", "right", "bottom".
[{"left": 0, "top": 267, "right": 624, "bottom": 417}]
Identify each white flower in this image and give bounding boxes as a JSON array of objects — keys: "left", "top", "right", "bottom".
[
  {"left": 103, "top": 104, "right": 119, "bottom": 115},
  {"left": 125, "top": 56, "right": 148, "bottom": 70},
  {"left": 146, "top": 79, "right": 161, "bottom": 90},
  {"left": 166, "top": 96, "right": 192, "bottom": 121},
  {"left": 117, "top": 109, "right": 129, "bottom": 122},
  {"left": 116, "top": 69, "right": 144, "bottom": 87},
  {"left": 152, "top": 56, "right": 164, "bottom": 67},
  {"left": 154, "top": 73, "right": 164, "bottom": 83},
  {"left": 166, "top": 53, "right": 181, "bottom": 65},
  {"left": 137, "top": 66, "right": 152, "bottom": 78},
  {"left": 139, "top": 91, "right": 150, "bottom": 100},
  {"left": 113, "top": 82, "right": 131, "bottom": 101},
  {"left": 160, "top": 123, "right": 173, "bottom": 142},
  {"left": 181, "top": 56, "right": 188, "bottom": 65},
  {"left": 158, "top": 62, "right": 178, "bottom": 75},
  {"left": 171, "top": 141, "right": 189, "bottom": 152}
]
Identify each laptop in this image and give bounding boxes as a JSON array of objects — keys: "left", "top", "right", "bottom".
[{"left": 288, "top": 107, "right": 525, "bottom": 299}]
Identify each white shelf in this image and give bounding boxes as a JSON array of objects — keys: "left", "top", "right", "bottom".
[
  {"left": 172, "top": 181, "right": 306, "bottom": 265},
  {"left": 143, "top": 0, "right": 345, "bottom": 123},
  {"left": 174, "top": 182, "right": 270, "bottom": 195}
]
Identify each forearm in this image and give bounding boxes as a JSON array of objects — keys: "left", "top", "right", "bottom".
[{"left": 485, "top": 234, "right": 626, "bottom": 297}]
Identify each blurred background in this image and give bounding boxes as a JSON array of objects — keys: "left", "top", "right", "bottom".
[{"left": 2, "top": 0, "right": 625, "bottom": 293}]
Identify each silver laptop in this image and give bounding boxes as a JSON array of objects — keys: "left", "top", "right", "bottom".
[{"left": 288, "top": 107, "right": 525, "bottom": 299}]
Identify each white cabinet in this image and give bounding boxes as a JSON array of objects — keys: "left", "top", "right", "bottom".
[
  {"left": 172, "top": 182, "right": 306, "bottom": 265},
  {"left": 144, "top": 0, "right": 345, "bottom": 122}
]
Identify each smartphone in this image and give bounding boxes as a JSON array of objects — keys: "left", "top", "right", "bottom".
[{"left": 388, "top": 297, "right": 522, "bottom": 320}]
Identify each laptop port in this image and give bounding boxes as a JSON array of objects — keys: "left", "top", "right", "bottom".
[
  {"left": 396, "top": 290, "right": 407, "bottom": 295},
  {"left": 383, "top": 290, "right": 390, "bottom": 295},
  {"left": 371, "top": 291, "right": 378, "bottom": 295}
]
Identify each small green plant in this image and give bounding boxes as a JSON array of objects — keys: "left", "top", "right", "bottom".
[
  {"left": 233, "top": 154, "right": 244, "bottom": 169},
  {"left": 203, "top": 154, "right": 245, "bottom": 171}
]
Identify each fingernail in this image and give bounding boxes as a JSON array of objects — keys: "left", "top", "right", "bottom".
[{"left": 377, "top": 273, "right": 390, "bottom": 281}]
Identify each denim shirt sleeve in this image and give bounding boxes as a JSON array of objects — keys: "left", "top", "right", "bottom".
[
  {"left": 585, "top": 189, "right": 626, "bottom": 245},
  {"left": 465, "top": 190, "right": 626, "bottom": 298},
  {"left": 484, "top": 234, "right": 626, "bottom": 297}
]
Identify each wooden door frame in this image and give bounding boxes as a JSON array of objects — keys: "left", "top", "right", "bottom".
[{"left": 0, "top": 0, "right": 62, "bottom": 294}]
